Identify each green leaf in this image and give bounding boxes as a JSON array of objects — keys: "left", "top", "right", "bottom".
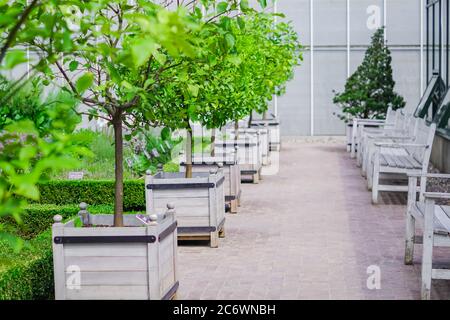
[
  {"left": 69, "top": 61, "right": 79, "bottom": 72},
  {"left": 237, "top": 17, "right": 245, "bottom": 30},
  {"left": 225, "top": 33, "right": 235, "bottom": 48},
  {"left": 4, "top": 50, "right": 27, "bottom": 69},
  {"left": 217, "top": 2, "right": 228, "bottom": 14},
  {"left": 188, "top": 84, "right": 199, "bottom": 97},
  {"left": 258, "top": 0, "right": 267, "bottom": 8},
  {"left": 131, "top": 39, "right": 157, "bottom": 67},
  {"left": 240, "top": 0, "right": 249, "bottom": 11},
  {"left": 160, "top": 127, "right": 171, "bottom": 140},
  {"left": 153, "top": 52, "right": 167, "bottom": 65},
  {"left": 75, "top": 72, "right": 94, "bottom": 94}
]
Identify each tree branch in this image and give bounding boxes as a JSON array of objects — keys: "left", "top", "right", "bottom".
[{"left": 0, "top": 0, "right": 40, "bottom": 65}]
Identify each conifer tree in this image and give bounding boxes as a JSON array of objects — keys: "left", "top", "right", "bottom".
[{"left": 333, "top": 28, "right": 405, "bottom": 121}]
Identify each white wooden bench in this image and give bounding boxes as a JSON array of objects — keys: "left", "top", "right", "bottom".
[
  {"left": 361, "top": 112, "right": 417, "bottom": 178},
  {"left": 405, "top": 173, "right": 450, "bottom": 300},
  {"left": 350, "top": 107, "right": 395, "bottom": 159},
  {"left": 368, "top": 121, "right": 436, "bottom": 204},
  {"left": 357, "top": 109, "right": 409, "bottom": 170}
]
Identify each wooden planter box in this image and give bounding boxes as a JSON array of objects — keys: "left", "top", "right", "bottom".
[
  {"left": 146, "top": 171, "right": 225, "bottom": 247},
  {"left": 214, "top": 137, "right": 262, "bottom": 184},
  {"left": 238, "top": 128, "right": 270, "bottom": 166},
  {"left": 250, "top": 118, "right": 281, "bottom": 151},
  {"left": 180, "top": 154, "right": 241, "bottom": 213},
  {"left": 52, "top": 210, "right": 178, "bottom": 300}
]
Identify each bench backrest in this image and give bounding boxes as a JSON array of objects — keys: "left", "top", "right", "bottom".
[{"left": 406, "top": 119, "right": 436, "bottom": 170}]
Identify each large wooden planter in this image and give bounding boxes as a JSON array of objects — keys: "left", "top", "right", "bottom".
[
  {"left": 214, "top": 136, "right": 262, "bottom": 184},
  {"left": 250, "top": 118, "right": 281, "bottom": 151},
  {"left": 146, "top": 171, "right": 225, "bottom": 247},
  {"left": 237, "top": 128, "right": 270, "bottom": 166},
  {"left": 180, "top": 154, "right": 241, "bottom": 213},
  {"left": 52, "top": 208, "right": 178, "bottom": 300}
]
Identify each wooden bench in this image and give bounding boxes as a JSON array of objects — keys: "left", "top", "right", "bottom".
[
  {"left": 357, "top": 109, "right": 408, "bottom": 169},
  {"left": 360, "top": 110, "right": 415, "bottom": 175},
  {"left": 405, "top": 173, "right": 450, "bottom": 300},
  {"left": 368, "top": 121, "right": 436, "bottom": 204},
  {"left": 350, "top": 107, "right": 396, "bottom": 159}
]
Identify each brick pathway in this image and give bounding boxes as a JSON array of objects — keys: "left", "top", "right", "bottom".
[{"left": 177, "top": 140, "right": 450, "bottom": 300}]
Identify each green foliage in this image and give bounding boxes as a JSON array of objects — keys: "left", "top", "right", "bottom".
[
  {"left": 37, "top": 180, "right": 145, "bottom": 211},
  {"left": 0, "top": 204, "right": 78, "bottom": 240},
  {"left": 0, "top": 229, "right": 54, "bottom": 300},
  {"left": 0, "top": 114, "right": 91, "bottom": 246},
  {"left": 0, "top": 76, "right": 80, "bottom": 134},
  {"left": 146, "top": 11, "right": 302, "bottom": 131},
  {"left": 333, "top": 28, "right": 406, "bottom": 121},
  {"left": 50, "top": 130, "right": 137, "bottom": 180},
  {"left": 126, "top": 129, "right": 182, "bottom": 176}
]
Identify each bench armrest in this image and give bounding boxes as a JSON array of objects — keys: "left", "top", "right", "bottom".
[
  {"left": 374, "top": 142, "right": 429, "bottom": 148},
  {"left": 354, "top": 118, "right": 385, "bottom": 124},
  {"left": 367, "top": 134, "right": 412, "bottom": 140},
  {"left": 407, "top": 173, "right": 450, "bottom": 179},
  {"left": 423, "top": 192, "right": 450, "bottom": 200}
]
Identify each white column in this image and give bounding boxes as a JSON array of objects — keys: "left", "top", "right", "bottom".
[
  {"left": 274, "top": 0, "right": 278, "bottom": 118},
  {"left": 310, "top": 0, "right": 314, "bottom": 136},
  {"left": 383, "top": 0, "right": 387, "bottom": 43},
  {"left": 347, "top": 0, "right": 351, "bottom": 78},
  {"left": 420, "top": 0, "right": 424, "bottom": 94}
]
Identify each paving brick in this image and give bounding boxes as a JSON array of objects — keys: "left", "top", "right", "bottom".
[{"left": 176, "top": 141, "right": 450, "bottom": 300}]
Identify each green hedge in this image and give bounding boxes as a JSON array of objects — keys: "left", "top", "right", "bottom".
[
  {"left": 0, "top": 204, "right": 146, "bottom": 300},
  {"left": 0, "top": 230, "right": 54, "bottom": 300},
  {"left": 37, "top": 180, "right": 145, "bottom": 210},
  {"left": 0, "top": 204, "right": 122, "bottom": 239}
]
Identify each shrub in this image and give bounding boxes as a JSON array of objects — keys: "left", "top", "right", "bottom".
[
  {"left": 333, "top": 28, "right": 405, "bottom": 121},
  {"left": 1, "top": 204, "right": 146, "bottom": 239},
  {"left": 0, "top": 204, "right": 146, "bottom": 299},
  {"left": 0, "top": 230, "right": 54, "bottom": 300},
  {"left": 37, "top": 180, "right": 145, "bottom": 210},
  {"left": 0, "top": 76, "right": 80, "bottom": 134}
]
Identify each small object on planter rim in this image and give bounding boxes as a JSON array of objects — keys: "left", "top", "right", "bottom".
[
  {"left": 53, "top": 214, "right": 63, "bottom": 223},
  {"left": 78, "top": 202, "right": 91, "bottom": 226},
  {"left": 136, "top": 214, "right": 158, "bottom": 225},
  {"left": 157, "top": 163, "right": 163, "bottom": 172}
]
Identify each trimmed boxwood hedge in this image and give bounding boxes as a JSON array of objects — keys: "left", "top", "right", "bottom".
[
  {"left": 37, "top": 180, "right": 145, "bottom": 210},
  {"left": 0, "top": 204, "right": 122, "bottom": 239},
  {"left": 0, "top": 205, "right": 146, "bottom": 299},
  {"left": 0, "top": 230, "right": 54, "bottom": 300}
]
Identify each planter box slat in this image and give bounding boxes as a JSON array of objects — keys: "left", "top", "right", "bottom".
[
  {"left": 64, "top": 243, "right": 148, "bottom": 257},
  {"left": 65, "top": 271, "right": 148, "bottom": 286},
  {"left": 64, "top": 256, "right": 149, "bottom": 271},
  {"left": 176, "top": 216, "right": 210, "bottom": 227},
  {"left": 65, "top": 285, "right": 149, "bottom": 300},
  {"left": 152, "top": 199, "right": 210, "bottom": 216},
  {"left": 151, "top": 189, "right": 209, "bottom": 198}
]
